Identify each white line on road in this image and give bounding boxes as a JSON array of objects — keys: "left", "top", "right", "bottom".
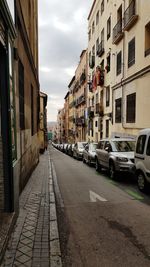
[{"left": 89, "top": 190, "right": 107, "bottom": 202}]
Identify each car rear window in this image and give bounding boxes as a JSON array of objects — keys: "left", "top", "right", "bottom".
[{"left": 136, "top": 135, "right": 146, "bottom": 154}]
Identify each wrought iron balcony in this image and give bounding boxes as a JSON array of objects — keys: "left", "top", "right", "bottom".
[
  {"left": 113, "top": 19, "right": 124, "bottom": 44},
  {"left": 97, "top": 40, "right": 105, "bottom": 57},
  {"left": 123, "top": 0, "right": 138, "bottom": 31},
  {"left": 75, "top": 116, "right": 85, "bottom": 126}
]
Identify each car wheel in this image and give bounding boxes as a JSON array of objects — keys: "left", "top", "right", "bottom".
[
  {"left": 109, "top": 162, "right": 116, "bottom": 180},
  {"left": 83, "top": 156, "right": 86, "bottom": 163},
  {"left": 96, "top": 158, "right": 101, "bottom": 172},
  {"left": 137, "top": 172, "right": 149, "bottom": 193}
]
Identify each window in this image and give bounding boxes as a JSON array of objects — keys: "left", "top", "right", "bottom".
[
  {"left": 96, "top": 93, "right": 98, "bottom": 104},
  {"left": 96, "top": 11, "right": 99, "bottom": 25},
  {"left": 106, "top": 86, "right": 110, "bottom": 107},
  {"left": 100, "top": 59, "right": 104, "bottom": 71},
  {"left": 115, "top": 98, "right": 121, "bottom": 123},
  {"left": 88, "top": 29, "right": 91, "bottom": 41},
  {"left": 145, "top": 22, "right": 150, "bottom": 57},
  {"left": 117, "top": 51, "right": 122, "bottom": 75},
  {"left": 146, "top": 136, "right": 150, "bottom": 156},
  {"left": 128, "top": 37, "right": 135, "bottom": 67},
  {"left": 101, "top": 0, "right": 104, "bottom": 15},
  {"left": 92, "top": 21, "right": 95, "bottom": 34},
  {"left": 106, "top": 54, "right": 110, "bottom": 73},
  {"left": 92, "top": 45, "right": 95, "bottom": 56},
  {"left": 9, "top": 43, "right": 17, "bottom": 161},
  {"left": 101, "top": 28, "right": 104, "bottom": 42},
  {"left": 95, "top": 121, "right": 98, "bottom": 127},
  {"left": 107, "top": 17, "right": 111, "bottom": 40},
  {"left": 106, "top": 120, "right": 109, "bottom": 138},
  {"left": 7, "top": 0, "right": 15, "bottom": 23},
  {"left": 136, "top": 135, "right": 146, "bottom": 154},
  {"left": 126, "top": 93, "right": 136, "bottom": 123},
  {"left": 96, "top": 38, "right": 99, "bottom": 55},
  {"left": 18, "top": 59, "right": 25, "bottom": 130}
]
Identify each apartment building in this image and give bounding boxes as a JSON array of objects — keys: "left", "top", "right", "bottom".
[
  {"left": 64, "top": 91, "right": 69, "bottom": 142},
  {"left": 57, "top": 108, "right": 66, "bottom": 143},
  {"left": 88, "top": 0, "right": 150, "bottom": 140},
  {"left": 88, "top": 0, "right": 113, "bottom": 142},
  {"left": 68, "top": 76, "right": 76, "bottom": 143},
  {"left": 111, "top": 0, "right": 150, "bottom": 137},
  {"left": 74, "top": 50, "right": 88, "bottom": 142}
]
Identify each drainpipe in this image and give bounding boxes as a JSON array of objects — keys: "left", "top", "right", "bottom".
[{"left": 121, "top": 0, "right": 126, "bottom": 130}]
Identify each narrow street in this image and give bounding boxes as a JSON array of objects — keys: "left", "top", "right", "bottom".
[{"left": 51, "top": 146, "right": 150, "bottom": 267}]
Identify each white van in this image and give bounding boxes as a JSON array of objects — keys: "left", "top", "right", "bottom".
[{"left": 135, "top": 128, "right": 150, "bottom": 192}]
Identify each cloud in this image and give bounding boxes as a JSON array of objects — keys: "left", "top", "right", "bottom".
[{"left": 38, "top": 0, "right": 93, "bottom": 121}]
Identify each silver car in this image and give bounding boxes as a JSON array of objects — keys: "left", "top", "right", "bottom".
[
  {"left": 73, "top": 142, "right": 87, "bottom": 160},
  {"left": 95, "top": 138, "right": 136, "bottom": 179},
  {"left": 83, "top": 143, "right": 98, "bottom": 165}
]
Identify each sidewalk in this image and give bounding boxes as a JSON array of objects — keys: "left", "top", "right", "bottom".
[{"left": 1, "top": 149, "right": 62, "bottom": 267}]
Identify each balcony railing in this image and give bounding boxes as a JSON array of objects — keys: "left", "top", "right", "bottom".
[
  {"left": 113, "top": 19, "right": 124, "bottom": 44},
  {"left": 97, "top": 40, "right": 105, "bottom": 57},
  {"left": 123, "top": 0, "right": 138, "bottom": 31},
  {"left": 75, "top": 116, "right": 85, "bottom": 126}
]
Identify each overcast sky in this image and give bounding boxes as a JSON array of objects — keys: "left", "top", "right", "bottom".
[{"left": 38, "top": 0, "right": 93, "bottom": 122}]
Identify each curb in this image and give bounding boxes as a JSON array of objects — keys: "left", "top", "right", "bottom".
[{"left": 49, "top": 152, "right": 62, "bottom": 267}]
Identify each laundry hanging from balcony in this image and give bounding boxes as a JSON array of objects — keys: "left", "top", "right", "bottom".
[{"left": 92, "top": 66, "right": 104, "bottom": 91}]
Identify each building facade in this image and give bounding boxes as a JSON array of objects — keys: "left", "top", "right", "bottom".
[
  {"left": 68, "top": 76, "right": 76, "bottom": 143},
  {"left": 74, "top": 50, "right": 88, "bottom": 142},
  {"left": 87, "top": 0, "right": 150, "bottom": 141},
  {"left": 15, "top": 0, "right": 40, "bottom": 192},
  {"left": 87, "top": 0, "right": 113, "bottom": 142},
  {"left": 111, "top": 0, "right": 150, "bottom": 137}
]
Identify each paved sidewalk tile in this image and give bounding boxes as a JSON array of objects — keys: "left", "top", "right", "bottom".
[{"left": 1, "top": 150, "right": 62, "bottom": 267}]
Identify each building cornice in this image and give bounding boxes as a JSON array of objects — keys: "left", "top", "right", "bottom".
[{"left": 112, "top": 65, "right": 150, "bottom": 90}]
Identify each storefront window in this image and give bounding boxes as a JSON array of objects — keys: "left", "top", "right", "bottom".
[{"left": 9, "top": 42, "right": 17, "bottom": 161}]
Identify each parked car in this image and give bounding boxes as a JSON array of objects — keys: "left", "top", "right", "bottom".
[
  {"left": 68, "top": 144, "right": 75, "bottom": 157},
  {"left": 66, "top": 144, "right": 71, "bottom": 154},
  {"left": 95, "top": 138, "right": 136, "bottom": 179},
  {"left": 135, "top": 128, "right": 150, "bottom": 192},
  {"left": 62, "top": 143, "right": 68, "bottom": 153},
  {"left": 83, "top": 142, "right": 98, "bottom": 165},
  {"left": 73, "top": 142, "right": 87, "bottom": 160}
]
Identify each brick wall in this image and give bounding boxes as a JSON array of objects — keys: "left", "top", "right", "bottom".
[{"left": 0, "top": 136, "right": 4, "bottom": 211}]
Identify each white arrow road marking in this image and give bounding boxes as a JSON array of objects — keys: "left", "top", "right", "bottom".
[{"left": 89, "top": 190, "right": 107, "bottom": 202}]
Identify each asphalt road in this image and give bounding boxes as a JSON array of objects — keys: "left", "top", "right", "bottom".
[{"left": 50, "top": 146, "right": 150, "bottom": 267}]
